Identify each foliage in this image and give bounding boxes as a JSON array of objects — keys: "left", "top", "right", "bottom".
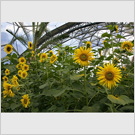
[{"left": 1, "top": 24, "right": 134, "bottom": 112}]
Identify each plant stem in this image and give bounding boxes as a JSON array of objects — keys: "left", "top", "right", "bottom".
[
  {"left": 88, "top": 91, "right": 99, "bottom": 105},
  {"left": 84, "top": 66, "right": 88, "bottom": 107}
]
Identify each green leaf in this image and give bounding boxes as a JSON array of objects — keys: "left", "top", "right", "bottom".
[
  {"left": 10, "top": 103, "right": 20, "bottom": 110},
  {"left": 90, "top": 82, "right": 98, "bottom": 86},
  {"left": 106, "top": 25, "right": 114, "bottom": 31},
  {"left": 99, "top": 56, "right": 104, "bottom": 61},
  {"left": 39, "top": 83, "right": 48, "bottom": 89},
  {"left": 104, "top": 42, "right": 111, "bottom": 48},
  {"left": 42, "top": 89, "right": 65, "bottom": 97},
  {"left": 48, "top": 105, "right": 57, "bottom": 111},
  {"left": 70, "top": 74, "right": 84, "bottom": 81},
  {"left": 82, "top": 106, "right": 93, "bottom": 112},
  {"left": 71, "top": 91, "right": 84, "bottom": 99},
  {"left": 101, "top": 32, "right": 111, "bottom": 38},
  {"left": 106, "top": 55, "right": 113, "bottom": 60},
  {"left": 107, "top": 95, "right": 134, "bottom": 105},
  {"left": 31, "top": 108, "right": 39, "bottom": 112},
  {"left": 119, "top": 105, "right": 134, "bottom": 112},
  {"left": 82, "top": 105, "right": 100, "bottom": 112},
  {"left": 12, "top": 53, "right": 18, "bottom": 58},
  {"left": 116, "top": 34, "right": 125, "bottom": 39}
]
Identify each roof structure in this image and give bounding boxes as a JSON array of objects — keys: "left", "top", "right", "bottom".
[{"left": 1, "top": 22, "right": 134, "bottom": 57}]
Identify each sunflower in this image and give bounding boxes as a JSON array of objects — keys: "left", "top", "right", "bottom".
[
  {"left": 73, "top": 46, "right": 94, "bottom": 66},
  {"left": 11, "top": 76, "right": 19, "bottom": 87},
  {"left": 21, "top": 71, "right": 28, "bottom": 79},
  {"left": 9, "top": 90, "right": 15, "bottom": 97},
  {"left": 113, "top": 57, "right": 120, "bottom": 65},
  {"left": 97, "top": 63, "right": 122, "bottom": 89},
  {"left": 86, "top": 41, "right": 91, "bottom": 49},
  {"left": 5, "top": 69, "right": 10, "bottom": 76},
  {"left": 16, "top": 63, "right": 22, "bottom": 70},
  {"left": 19, "top": 57, "right": 26, "bottom": 64},
  {"left": 3, "top": 90, "right": 9, "bottom": 98},
  {"left": 103, "top": 40, "right": 107, "bottom": 46},
  {"left": 122, "top": 66, "right": 126, "bottom": 71},
  {"left": 4, "top": 44, "right": 13, "bottom": 54},
  {"left": 17, "top": 87, "right": 20, "bottom": 91},
  {"left": 3, "top": 89, "right": 15, "bottom": 98},
  {"left": 124, "top": 74, "right": 128, "bottom": 78},
  {"left": 21, "top": 94, "right": 30, "bottom": 108},
  {"left": 22, "top": 64, "right": 29, "bottom": 71},
  {"left": 40, "top": 53, "right": 48, "bottom": 63},
  {"left": 3, "top": 83, "right": 12, "bottom": 91},
  {"left": 114, "top": 25, "right": 118, "bottom": 33},
  {"left": 2, "top": 76, "right": 8, "bottom": 82},
  {"left": 18, "top": 70, "right": 22, "bottom": 77},
  {"left": 32, "top": 51, "right": 34, "bottom": 57},
  {"left": 57, "top": 50, "right": 66, "bottom": 56},
  {"left": 49, "top": 50, "right": 53, "bottom": 55},
  {"left": 28, "top": 41, "right": 33, "bottom": 50},
  {"left": 12, "top": 75, "right": 18, "bottom": 81},
  {"left": 121, "top": 41, "right": 133, "bottom": 52},
  {"left": 38, "top": 53, "right": 40, "bottom": 57},
  {"left": 50, "top": 54, "right": 57, "bottom": 64},
  {"left": 12, "top": 80, "right": 19, "bottom": 87}
]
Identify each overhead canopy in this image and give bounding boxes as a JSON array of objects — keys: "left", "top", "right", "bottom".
[{"left": 1, "top": 22, "right": 134, "bottom": 58}]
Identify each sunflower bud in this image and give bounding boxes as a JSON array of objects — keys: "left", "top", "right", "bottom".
[{"left": 86, "top": 41, "right": 91, "bottom": 49}]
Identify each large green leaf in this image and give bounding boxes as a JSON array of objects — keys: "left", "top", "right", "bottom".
[
  {"left": 39, "top": 83, "right": 49, "bottom": 89},
  {"left": 116, "top": 34, "right": 125, "bottom": 39},
  {"left": 101, "top": 32, "right": 111, "bottom": 38},
  {"left": 82, "top": 104, "right": 100, "bottom": 112},
  {"left": 10, "top": 103, "right": 20, "bottom": 110},
  {"left": 70, "top": 74, "right": 84, "bottom": 81},
  {"left": 42, "top": 89, "right": 65, "bottom": 97},
  {"left": 119, "top": 105, "right": 134, "bottom": 112},
  {"left": 107, "top": 95, "right": 133, "bottom": 105}
]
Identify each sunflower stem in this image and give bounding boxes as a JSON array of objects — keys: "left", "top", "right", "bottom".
[{"left": 84, "top": 66, "right": 88, "bottom": 107}]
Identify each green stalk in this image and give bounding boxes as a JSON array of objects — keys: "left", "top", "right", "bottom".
[
  {"left": 46, "top": 63, "right": 51, "bottom": 89},
  {"left": 84, "top": 66, "right": 88, "bottom": 107},
  {"left": 88, "top": 91, "right": 99, "bottom": 105}
]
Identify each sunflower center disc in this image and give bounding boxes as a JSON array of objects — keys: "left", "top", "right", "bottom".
[
  {"left": 24, "top": 99, "right": 27, "bottom": 104},
  {"left": 124, "top": 44, "right": 129, "bottom": 49},
  {"left": 7, "top": 47, "right": 11, "bottom": 51},
  {"left": 21, "top": 59, "right": 24, "bottom": 62},
  {"left": 87, "top": 44, "right": 90, "bottom": 48},
  {"left": 51, "top": 56, "right": 55, "bottom": 61},
  {"left": 80, "top": 54, "right": 88, "bottom": 61},
  {"left": 30, "top": 43, "right": 32, "bottom": 47},
  {"left": 8, "top": 86, "right": 11, "bottom": 90},
  {"left": 105, "top": 71, "right": 114, "bottom": 80},
  {"left": 23, "top": 73, "right": 25, "bottom": 77},
  {"left": 42, "top": 56, "right": 46, "bottom": 59}
]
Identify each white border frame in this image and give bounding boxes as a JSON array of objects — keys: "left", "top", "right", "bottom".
[{"left": 0, "top": 1, "right": 134, "bottom": 135}]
